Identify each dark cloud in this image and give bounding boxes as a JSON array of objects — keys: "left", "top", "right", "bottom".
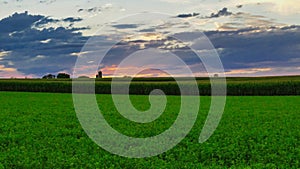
[
  {"left": 63, "top": 17, "right": 83, "bottom": 22},
  {"left": 34, "top": 17, "right": 60, "bottom": 27},
  {"left": 97, "top": 35, "right": 202, "bottom": 73},
  {"left": 87, "top": 22, "right": 300, "bottom": 76},
  {"left": 204, "top": 26, "right": 300, "bottom": 70},
  {"left": 138, "top": 28, "right": 156, "bottom": 33},
  {"left": 77, "top": 7, "right": 101, "bottom": 13},
  {"left": 82, "top": 24, "right": 300, "bottom": 76},
  {"left": 0, "top": 11, "right": 42, "bottom": 33},
  {"left": 236, "top": 5, "right": 243, "bottom": 8},
  {"left": 176, "top": 8, "right": 233, "bottom": 20},
  {"left": 208, "top": 8, "right": 232, "bottom": 18},
  {"left": 111, "top": 24, "right": 140, "bottom": 29},
  {"left": 176, "top": 13, "right": 200, "bottom": 18},
  {"left": 280, "top": 25, "right": 300, "bottom": 31},
  {"left": 76, "top": 4, "right": 120, "bottom": 14},
  {"left": 0, "top": 12, "right": 89, "bottom": 77},
  {"left": 1, "top": 11, "right": 299, "bottom": 77}
]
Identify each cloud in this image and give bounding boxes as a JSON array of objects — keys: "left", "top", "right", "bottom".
[
  {"left": 0, "top": 11, "right": 43, "bottom": 33},
  {"left": 1, "top": 8, "right": 299, "bottom": 78},
  {"left": 0, "top": 50, "right": 11, "bottom": 58},
  {"left": 0, "top": 12, "right": 89, "bottom": 77},
  {"left": 40, "top": 39, "right": 52, "bottom": 44},
  {"left": 101, "top": 65, "right": 170, "bottom": 77},
  {"left": 176, "top": 13, "right": 199, "bottom": 18},
  {"left": 174, "top": 8, "right": 232, "bottom": 19},
  {"left": 0, "top": 65, "right": 15, "bottom": 72},
  {"left": 80, "top": 23, "right": 300, "bottom": 77},
  {"left": 146, "top": 24, "right": 300, "bottom": 76},
  {"left": 208, "top": 7, "right": 232, "bottom": 18},
  {"left": 78, "top": 7, "right": 101, "bottom": 13},
  {"left": 226, "top": 67, "right": 272, "bottom": 75},
  {"left": 62, "top": 17, "right": 83, "bottom": 22},
  {"left": 83, "top": 33, "right": 205, "bottom": 77},
  {"left": 138, "top": 28, "right": 156, "bottom": 33},
  {"left": 224, "top": 66, "right": 300, "bottom": 77},
  {"left": 33, "top": 17, "right": 60, "bottom": 27},
  {"left": 203, "top": 25, "right": 300, "bottom": 74},
  {"left": 77, "top": 3, "right": 114, "bottom": 13},
  {"left": 236, "top": 5, "right": 243, "bottom": 8},
  {"left": 111, "top": 24, "right": 140, "bottom": 29},
  {"left": 212, "top": 12, "right": 282, "bottom": 31},
  {"left": 0, "top": 64, "right": 37, "bottom": 78},
  {"left": 0, "top": 12, "right": 84, "bottom": 33}
]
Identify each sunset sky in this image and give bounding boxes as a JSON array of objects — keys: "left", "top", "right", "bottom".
[{"left": 0, "top": 0, "right": 300, "bottom": 78}]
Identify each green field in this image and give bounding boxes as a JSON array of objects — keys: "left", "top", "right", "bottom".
[
  {"left": 1, "top": 76, "right": 300, "bottom": 95},
  {"left": 0, "top": 92, "right": 299, "bottom": 168}
]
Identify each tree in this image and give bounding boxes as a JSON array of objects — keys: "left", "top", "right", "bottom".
[
  {"left": 78, "top": 76, "right": 90, "bottom": 79},
  {"left": 57, "top": 73, "right": 70, "bottom": 79},
  {"left": 42, "top": 74, "right": 55, "bottom": 79}
]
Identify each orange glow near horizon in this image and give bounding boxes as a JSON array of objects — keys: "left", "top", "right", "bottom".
[
  {"left": 75, "top": 65, "right": 297, "bottom": 78},
  {"left": 101, "top": 65, "right": 170, "bottom": 78}
]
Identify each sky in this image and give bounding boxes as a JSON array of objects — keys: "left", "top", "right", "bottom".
[{"left": 0, "top": 0, "right": 300, "bottom": 78}]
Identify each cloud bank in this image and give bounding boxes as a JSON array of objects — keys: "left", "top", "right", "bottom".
[
  {"left": 0, "top": 8, "right": 299, "bottom": 78},
  {"left": 0, "top": 12, "right": 89, "bottom": 77}
]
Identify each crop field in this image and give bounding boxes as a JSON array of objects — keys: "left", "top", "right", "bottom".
[
  {"left": 0, "top": 92, "right": 299, "bottom": 168},
  {"left": 0, "top": 76, "right": 300, "bottom": 95}
]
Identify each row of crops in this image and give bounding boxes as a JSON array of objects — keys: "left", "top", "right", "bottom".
[{"left": 0, "top": 76, "right": 300, "bottom": 95}]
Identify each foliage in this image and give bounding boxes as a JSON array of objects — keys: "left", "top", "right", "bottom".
[
  {"left": 42, "top": 74, "right": 55, "bottom": 79},
  {"left": 0, "top": 76, "right": 300, "bottom": 95},
  {"left": 57, "top": 73, "right": 70, "bottom": 79},
  {"left": 0, "top": 92, "right": 299, "bottom": 168}
]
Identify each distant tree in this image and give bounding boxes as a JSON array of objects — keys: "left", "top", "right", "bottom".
[
  {"left": 78, "top": 76, "right": 90, "bottom": 79},
  {"left": 57, "top": 73, "right": 70, "bottom": 79},
  {"left": 42, "top": 74, "right": 56, "bottom": 79}
]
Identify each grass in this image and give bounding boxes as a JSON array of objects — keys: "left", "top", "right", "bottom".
[{"left": 0, "top": 92, "right": 299, "bottom": 168}]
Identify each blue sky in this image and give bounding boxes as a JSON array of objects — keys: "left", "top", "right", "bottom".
[{"left": 0, "top": 0, "right": 300, "bottom": 77}]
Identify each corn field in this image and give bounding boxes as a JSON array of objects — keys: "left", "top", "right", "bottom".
[{"left": 0, "top": 76, "right": 299, "bottom": 95}]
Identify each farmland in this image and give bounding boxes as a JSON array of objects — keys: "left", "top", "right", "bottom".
[
  {"left": 0, "top": 92, "right": 299, "bottom": 168},
  {"left": 0, "top": 76, "right": 300, "bottom": 95}
]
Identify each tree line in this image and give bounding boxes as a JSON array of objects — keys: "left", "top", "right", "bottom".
[
  {"left": 42, "top": 73, "right": 70, "bottom": 79},
  {"left": 42, "top": 71, "right": 103, "bottom": 79}
]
